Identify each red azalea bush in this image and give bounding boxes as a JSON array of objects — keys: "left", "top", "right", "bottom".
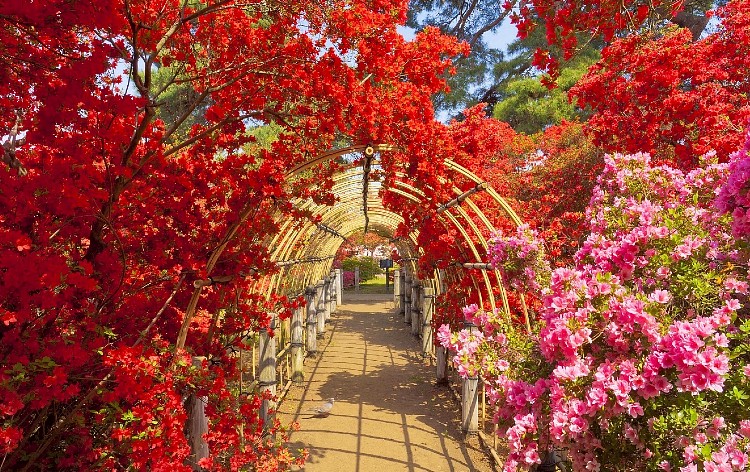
[
  {"left": 572, "top": 0, "right": 750, "bottom": 170},
  {"left": 0, "top": 0, "right": 467, "bottom": 469}
]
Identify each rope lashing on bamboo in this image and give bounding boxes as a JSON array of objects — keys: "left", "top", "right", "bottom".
[
  {"left": 316, "top": 222, "right": 349, "bottom": 242},
  {"left": 436, "top": 182, "right": 488, "bottom": 214},
  {"left": 361, "top": 144, "right": 375, "bottom": 234}
]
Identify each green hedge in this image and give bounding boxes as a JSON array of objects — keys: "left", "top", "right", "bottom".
[{"left": 340, "top": 256, "right": 383, "bottom": 283}]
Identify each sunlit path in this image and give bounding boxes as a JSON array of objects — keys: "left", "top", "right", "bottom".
[{"left": 277, "top": 293, "right": 492, "bottom": 472}]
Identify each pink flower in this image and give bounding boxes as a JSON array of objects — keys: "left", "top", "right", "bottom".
[
  {"left": 496, "top": 360, "right": 510, "bottom": 371},
  {"left": 648, "top": 289, "right": 672, "bottom": 304},
  {"left": 462, "top": 304, "right": 479, "bottom": 322},
  {"left": 684, "top": 445, "right": 698, "bottom": 462},
  {"left": 738, "top": 420, "right": 750, "bottom": 438},
  {"left": 437, "top": 324, "right": 453, "bottom": 348}
]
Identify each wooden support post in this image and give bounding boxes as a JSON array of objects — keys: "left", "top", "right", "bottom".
[
  {"left": 399, "top": 268, "right": 406, "bottom": 315},
  {"left": 404, "top": 272, "right": 412, "bottom": 324},
  {"left": 259, "top": 315, "right": 277, "bottom": 428},
  {"left": 393, "top": 269, "right": 401, "bottom": 310},
  {"left": 329, "top": 271, "right": 337, "bottom": 314},
  {"left": 422, "top": 286, "right": 435, "bottom": 357},
  {"left": 335, "top": 268, "right": 342, "bottom": 305},
  {"left": 291, "top": 305, "right": 304, "bottom": 385},
  {"left": 436, "top": 346, "right": 448, "bottom": 385},
  {"left": 316, "top": 280, "right": 326, "bottom": 336},
  {"left": 327, "top": 273, "right": 335, "bottom": 317},
  {"left": 410, "top": 280, "right": 420, "bottom": 336},
  {"left": 462, "top": 319, "right": 479, "bottom": 435},
  {"left": 323, "top": 277, "right": 331, "bottom": 323},
  {"left": 354, "top": 266, "right": 360, "bottom": 292},
  {"left": 186, "top": 357, "right": 209, "bottom": 471},
  {"left": 305, "top": 286, "right": 317, "bottom": 355}
]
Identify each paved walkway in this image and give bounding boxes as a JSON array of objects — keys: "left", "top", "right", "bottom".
[{"left": 277, "top": 293, "right": 492, "bottom": 472}]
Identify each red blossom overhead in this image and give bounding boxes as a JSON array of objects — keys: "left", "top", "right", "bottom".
[
  {"left": 505, "top": 0, "right": 683, "bottom": 81},
  {"left": 0, "top": 0, "right": 465, "bottom": 468},
  {"left": 571, "top": 0, "right": 750, "bottom": 169}
]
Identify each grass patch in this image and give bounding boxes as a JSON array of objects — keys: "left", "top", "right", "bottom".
[{"left": 343, "top": 274, "right": 394, "bottom": 294}]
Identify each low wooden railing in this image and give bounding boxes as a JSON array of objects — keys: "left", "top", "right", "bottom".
[
  {"left": 393, "top": 267, "right": 509, "bottom": 469},
  {"left": 187, "top": 270, "right": 342, "bottom": 470}
]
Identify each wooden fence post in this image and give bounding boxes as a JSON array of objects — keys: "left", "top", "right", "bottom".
[
  {"left": 327, "top": 274, "right": 334, "bottom": 318},
  {"left": 436, "top": 346, "right": 448, "bottom": 385},
  {"left": 186, "top": 356, "right": 209, "bottom": 471},
  {"left": 329, "top": 271, "right": 337, "bottom": 314},
  {"left": 461, "top": 319, "right": 479, "bottom": 435},
  {"left": 403, "top": 272, "right": 412, "bottom": 324},
  {"left": 316, "top": 280, "right": 326, "bottom": 336},
  {"left": 291, "top": 305, "right": 304, "bottom": 385},
  {"left": 394, "top": 269, "right": 401, "bottom": 310},
  {"left": 399, "top": 268, "right": 406, "bottom": 316},
  {"left": 335, "top": 268, "right": 342, "bottom": 305},
  {"left": 259, "top": 314, "right": 277, "bottom": 428},
  {"left": 305, "top": 286, "right": 317, "bottom": 355},
  {"left": 422, "top": 286, "right": 435, "bottom": 357},
  {"left": 410, "top": 279, "right": 420, "bottom": 336}
]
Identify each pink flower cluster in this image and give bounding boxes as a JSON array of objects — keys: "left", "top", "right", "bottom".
[
  {"left": 441, "top": 145, "right": 750, "bottom": 471},
  {"left": 716, "top": 130, "right": 750, "bottom": 238},
  {"left": 489, "top": 224, "right": 550, "bottom": 292}
]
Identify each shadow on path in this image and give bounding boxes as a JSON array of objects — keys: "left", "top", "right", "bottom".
[{"left": 277, "top": 294, "right": 493, "bottom": 472}]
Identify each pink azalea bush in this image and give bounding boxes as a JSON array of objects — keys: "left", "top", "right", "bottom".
[
  {"left": 440, "top": 142, "right": 750, "bottom": 471},
  {"left": 716, "top": 130, "right": 750, "bottom": 239},
  {"left": 489, "top": 224, "right": 551, "bottom": 292},
  {"left": 342, "top": 270, "right": 355, "bottom": 288}
]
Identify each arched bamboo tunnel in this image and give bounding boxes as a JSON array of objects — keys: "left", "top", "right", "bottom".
[{"left": 254, "top": 143, "right": 525, "bottom": 316}]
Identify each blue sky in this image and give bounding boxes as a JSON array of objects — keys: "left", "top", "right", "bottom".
[{"left": 398, "top": 15, "right": 519, "bottom": 51}]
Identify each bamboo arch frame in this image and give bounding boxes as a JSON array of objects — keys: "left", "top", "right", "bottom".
[
  {"left": 259, "top": 145, "right": 525, "bottom": 316},
  {"left": 174, "top": 143, "right": 527, "bottom": 352}
]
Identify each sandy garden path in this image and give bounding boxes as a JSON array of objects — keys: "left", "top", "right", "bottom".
[{"left": 277, "top": 293, "right": 493, "bottom": 472}]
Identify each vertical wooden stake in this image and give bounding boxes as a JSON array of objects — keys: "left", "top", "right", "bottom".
[
  {"left": 305, "top": 286, "right": 317, "bottom": 355},
  {"left": 329, "top": 271, "right": 337, "bottom": 314},
  {"left": 335, "top": 268, "right": 342, "bottom": 306},
  {"left": 410, "top": 280, "right": 420, "bottom": 336},
  {"left": 399, "top": 268, "right": 406, "bottom": 316},
  {"left": 422, "top": 286, "right": 435, "bottom": 357},
  {"left": 394, "top": 270, "right": 401, "bottom": 311},
  {"left": 462, "top": 320, "right": 479, "bottom": 435},
  {"left": 186, "top": 356, "right": 209, "bottom": 471},
  {"left": 316, "top": 280, "right": 326, "bottom": 336},
  {"left": 252, "top": 342, "right": 257, "bottom": 379},
  {"left": 324, "top": 276, "right": 332, "bottom": 322},
  {"left": 291, "top": 305, "right": 304, "bottom": 384},
  {"left": 258, "top": 315, "right": 277, "bottom": 428},
  {"left": 436, "top": 346, "right": 448, "bottom": 385},
  {"left": 404, "top": 272, "right": 412, "bottom": 324}
]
